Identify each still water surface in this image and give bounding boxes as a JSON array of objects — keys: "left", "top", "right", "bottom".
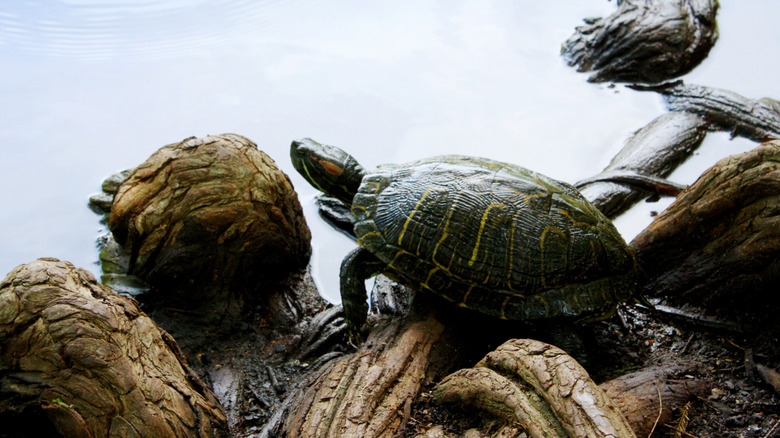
[{"left": 1, "top": 1, "right": 778, "bottom": 302}]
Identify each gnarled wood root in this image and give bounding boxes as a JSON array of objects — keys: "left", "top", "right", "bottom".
[
  {"left": 0, "top": 258, "right": 228, "bottom": 438},
  {"left": 577, "top": 112, "right": 707, "bottom": 218},
  {"left": 561, "top": 0, "right": 718, "bottom": 84},
  {"left": 631, "top": 140, "right": 780, "bottom": 313},
  {"left": 280, "top": 313, "right": 450, "bottom": 438},
  {"left": 632, "top": 81, "right": 780, "bottom": 142},
  {"left": 108, "top": 133, "right": 311, "bottom": 320},
  {"left": 433, "top": 339, "right": 637, "bottom": 438},
  {"left": 600, "top": 361, "right": 708, "bottom": 437}
]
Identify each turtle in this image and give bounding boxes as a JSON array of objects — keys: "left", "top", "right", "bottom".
[{"left": 290, "top": 138, "right": 642, "bottom": 340}]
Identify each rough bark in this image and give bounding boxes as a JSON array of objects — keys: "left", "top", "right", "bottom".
[
  {"left": 577, "top": 112, "right": 708, "bottom": 218},
  {"left": 434, "top": 339, "right": 637, "bottom": 438},
  {"left": 630, "top": 140, "right": 780, "bottom": 313},
  {"left": 108, "top": 134, "right": 311, "bottom": 321},
  {"left": 601, "top": 361, "right": 708, "bottom": 437},
  {"left": 0, "top": 258, "right": 228, "bottom": 438},
  {"left": 280, "top": 310, "right": 452, "bottom": 438},
  {"left": 561, "top": 0, "right": 719, "bottom": 84},
  {"left": 87, "top": 134, "right": 335, "bottom": 435},
  {"left": 579, "top": 82, "right": 780, "bottom": 218},
  {"left": 632, "top": 81, "right": 780, "bottom": 142}
]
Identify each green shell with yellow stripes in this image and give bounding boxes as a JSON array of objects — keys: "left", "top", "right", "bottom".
[{"left": 351, "top": 155, "right": 638, "bottom": 321}]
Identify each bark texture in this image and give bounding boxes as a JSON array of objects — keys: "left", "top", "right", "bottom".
[
  {"left": 434, "top": 339, "right": 637, "bottom": 438},
  {"left": 0, "top": 258, "right": 228, "bottom": 438},
  {"left": 601, "top": 361, "right": 708, "bottom": 437},
  {"left": 631, "top": 140, "right": 780, "bottom": 311},
  {"left": 577, "top": 112, "right": 708, "bottom": 218},
  {"left": 108, "top": 134, "right": 311, "bottom": 317},
  {"left": 281, "top": 311, "right": 451, "bottom": 438},
  {"left": 562, "top": 0, "right": 718, "bottom": 84},
  {"left": 633, "top": 81, "right": 780, "bottom": 143}
]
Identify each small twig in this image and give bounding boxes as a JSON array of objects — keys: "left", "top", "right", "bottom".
[
  {"left": 694, "top": 395, "right": 732, "bottom": 414},
  {"left": 640, "top": 304, "right": 743, "bottom": 333},
  {"left": 246, "top": 383, "right": 272, "bottom": 409},
  {"left": 648, "top": 378, "right": 663, "bottom": 438},
  {"left": 763, "top": 418, "right": 780, "bottom": 438},
  {"left": 680, "top": 333, "right": 695, "bottom": 354},
  {"left": 744, "top": 347, "right": 755, "bottom": 381},
  {"left": 726, "top": 339, "right": 745, "bottom": 350},
  {"left": 164, "top": 307, "right": 205, "bottom": 316},
  {"left": 266, "top": 365, "right": 284, "bottom": 394},
  {"left": 617, "top": 306, "right": 632, "bottom": 330},
  {"left": 663, "top": 424, "right": 701, "bottom": 438}
]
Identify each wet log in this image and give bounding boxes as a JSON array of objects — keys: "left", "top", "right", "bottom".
[
  {"left": 0, "top": 258, "right": 228, "bottom": 438},
  {"left": 577, "top": 112, "right": 707, "bottom": 218},
  {"left": 630, "top": 140, "right": 780, "bottom": 315},
  {"left": 632, "top": 81, "right": 780, "bottom": 142},
  {"left": 600, "top": 361, "right": 708, "bottom": 437},
  {"left": 561, "top": 0, "right": 719, "bottom": 84}
]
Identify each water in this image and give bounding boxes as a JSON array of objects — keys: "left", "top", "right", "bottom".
[{"left": 1, "top": 1, "right": 778, "bottom": 303}]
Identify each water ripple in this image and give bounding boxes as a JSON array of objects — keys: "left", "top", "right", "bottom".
[{"left": 0, "top": 0, "right": 315, "bottom": 61}]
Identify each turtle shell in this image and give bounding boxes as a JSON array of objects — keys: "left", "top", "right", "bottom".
[{"left": 351, "top": 155, "right": 637, "bottom": 320}]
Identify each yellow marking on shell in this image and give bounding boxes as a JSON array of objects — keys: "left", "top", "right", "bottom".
[
  {"left": 397, "top": 188, "right": 433, "bottom": 247},
  {"left": 539, "top": 225, "right": 567, "bottom": 288},
  {"left": 363, "top": 180, "right": 383, "bottom": 192},
  {"left": 356, "top": 180, "right": 383, "bottom": 199},
  {"left": 555, "top": 208, "right": 597, "bottom": 230},
  {"left": 425, "top": 267, "right": 439, "bottom": 286},
  {"left": 458, "top": 284, "right": 475, "bottom": 307},
  {"left": 500, "top": 296, "right": 512, "bottom": 319},
  {"left": 356, "top": 231, "right": 383, "bottom": 247},
  {"left": 388, "top": 248, "right": 415, "bottom": 271},
  {"left": 432, "top": 194, "right": 460, "bottom": 272},
  {"left": 468, "top": 203, "right": 505, "bottom": 267},
  {"left": 515, "top": 191, "right": 548, "bottom": 205},
  {"left": 537, "top": 295, "right": 549, "bottom": 318}
]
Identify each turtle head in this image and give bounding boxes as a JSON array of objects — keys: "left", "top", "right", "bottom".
[{"left": 291, "top": 138, "right": 366, "bottom": 206}]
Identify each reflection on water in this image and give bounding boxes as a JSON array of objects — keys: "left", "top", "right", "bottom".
[{"left": 1, "top": 1, "right": 778, "bottom": 302}]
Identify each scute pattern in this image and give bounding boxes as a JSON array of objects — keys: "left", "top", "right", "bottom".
[{"left": 351, "top": 156, "right": 635, "bottom": 318}]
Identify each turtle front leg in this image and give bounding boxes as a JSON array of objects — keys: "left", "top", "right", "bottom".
[{"left": 339, "top": 246, "right": 386, "bottom": 344}]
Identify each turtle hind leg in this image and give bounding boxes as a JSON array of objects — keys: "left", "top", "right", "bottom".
[{"left": 339, "top": 246, "right": 387, "bottom": 343}]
